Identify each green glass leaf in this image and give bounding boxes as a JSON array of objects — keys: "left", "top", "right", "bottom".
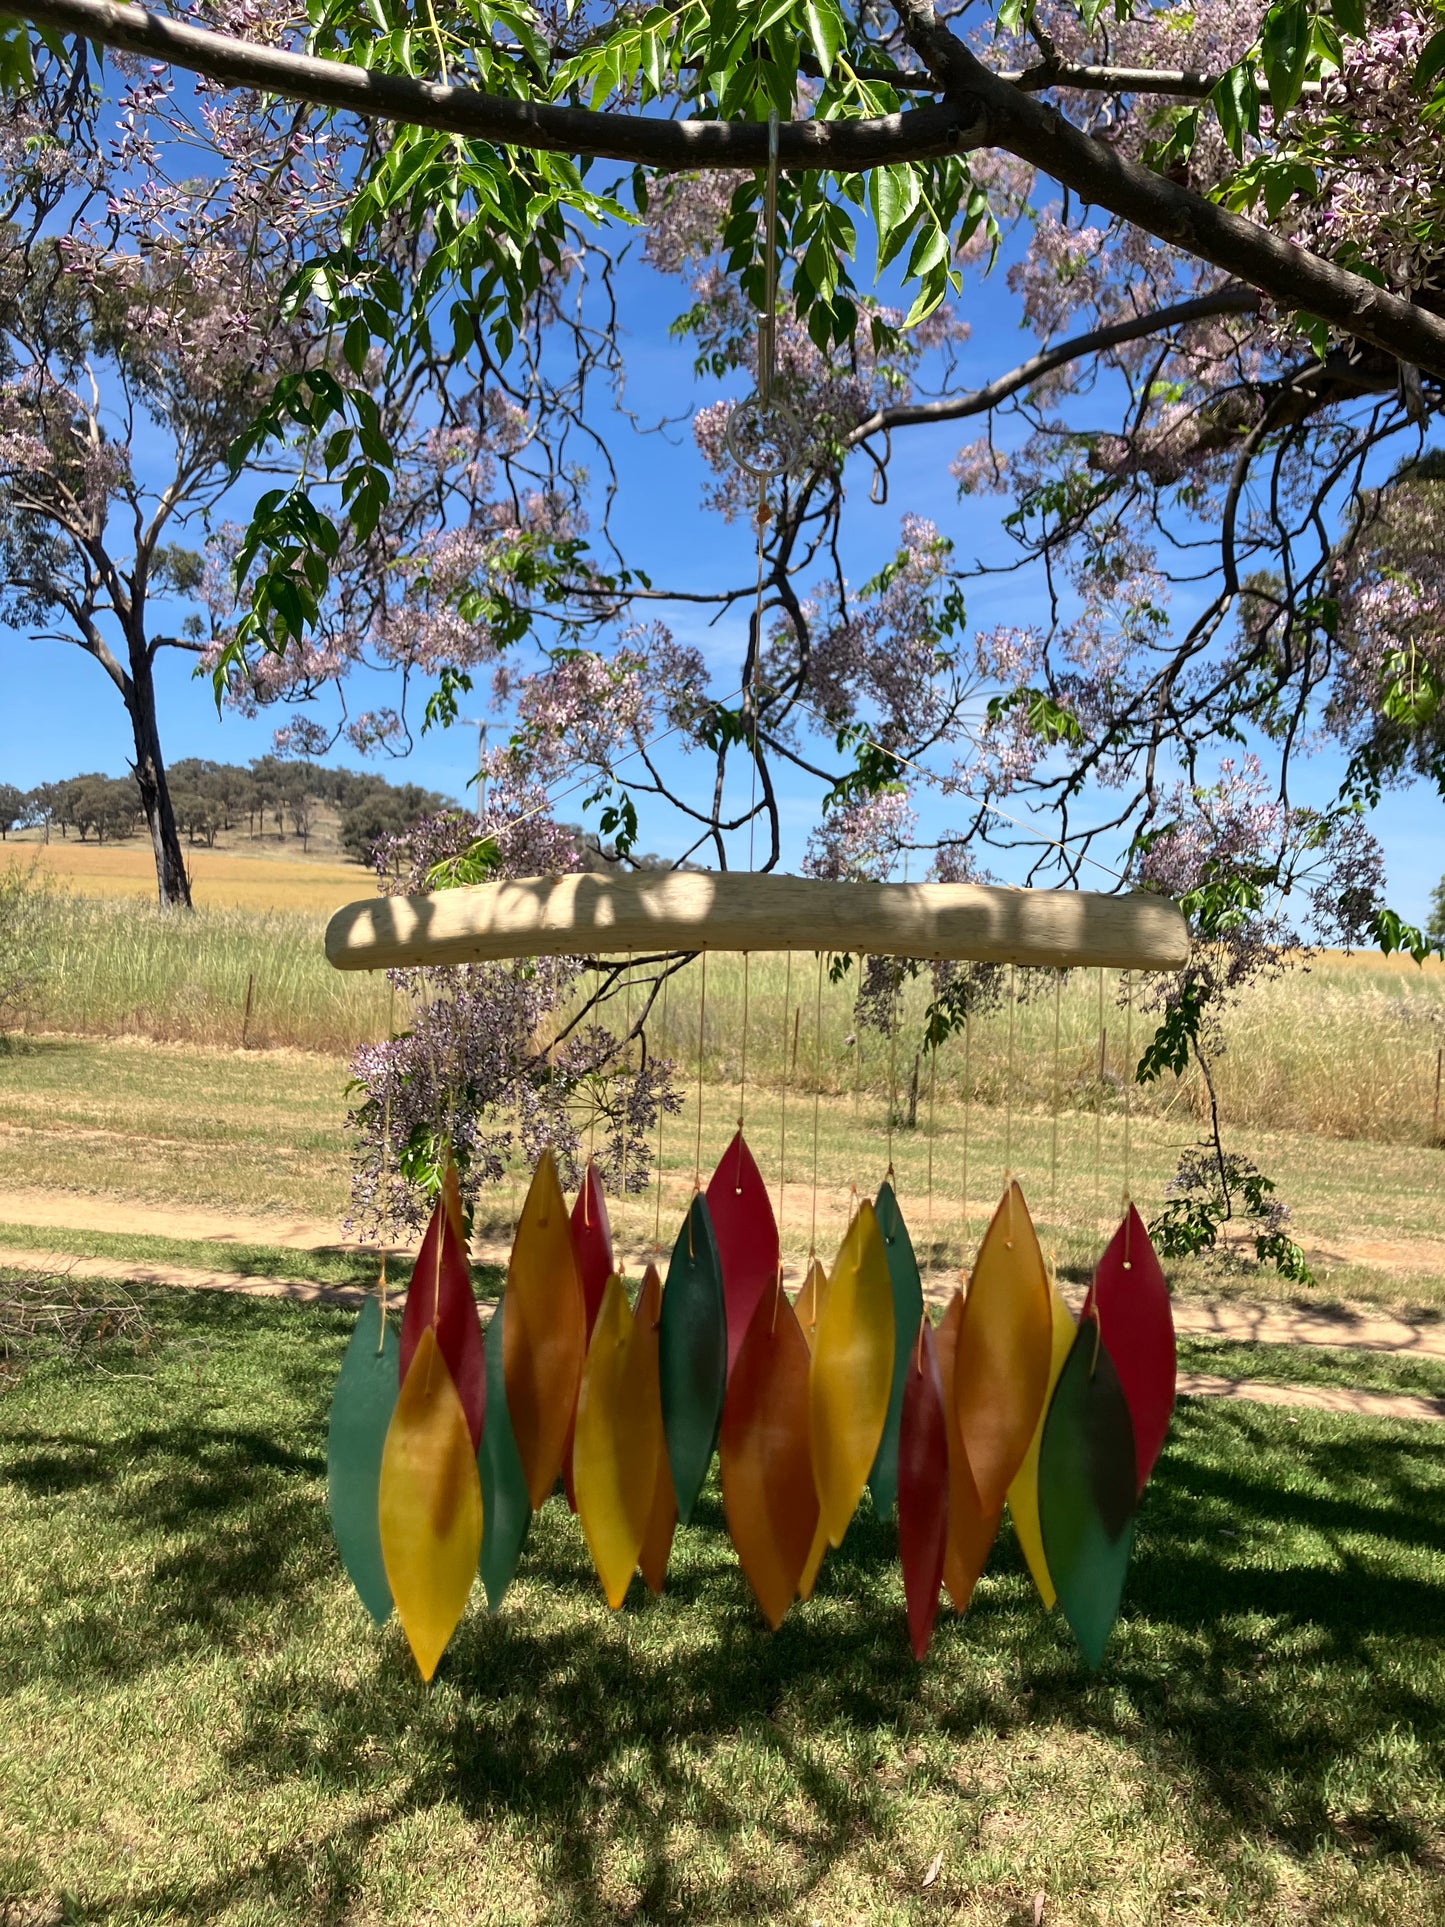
[
  {"left": 1038, "top": 1322, "right": 1138, "bottom": 1672},
  {"left": 868, "top": 1179, "right": 924, "bottom": 1519},
  {"left": 326, "top": 1295, "right": 399, "bottom": 1625},
  {"left": 479, "top": 1298, "right": 532, "bottom": 1613},
  {"left": 659, "top": 1195, "right": 727, "bottom": 1524}
]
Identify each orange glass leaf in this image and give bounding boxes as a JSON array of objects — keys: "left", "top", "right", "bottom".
[
  {"left": 809, "top": 1201, "right": 895, "bottom": 1548},
  {"left": 1083, "top": 1204, "right": 1176, "bottom": 1493},
  {"left": 1006, "top": 1279, "right": 1077, "bottom": 1610},
  {"left": 897, "top": 1319, "right": 948, "bottom": 1660},
  {"left": 933, "top": 1289, "right": 1001, "bottom": 1612},
  {"left": 633, "top": 1264, "right": 676, "bottom": 1594},
  {"left": 503, "top": 1149, "right": 587, "bottom": 1509},
  {"left": 378, "top": 1327, "right": 482, "bottom": 1681},
  {"left": 398, "top": 1161, "right": 485, "bottom": 1452},
  {"left": 707, "top": 1130, "right": 780, "bottom": 1381},
  {"left": 954, "top": 1181, "right": 1053, "bottom": 1515},
  {"left": 794, "top": 1257, "right": 829, "bottom": 1353},
  {"left": 574, "top": 1274, "right": 656, "bottom": 1609},
  {"left": 720, "top": 1288, "right": 818, "bottom": 1629}
]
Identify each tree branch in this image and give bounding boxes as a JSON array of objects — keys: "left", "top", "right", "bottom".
[
  {"left": 849, "top": 285, "right": 1260, "bottom": 440},
  {"left": 17, "top": 0, "right": 1445, "bottom": 379},
  {"left": 891, "top": 0, "right": 1445, "bottom": 380},
  {"left": 15, "top": 0, "right": 982, "bottom": 167}
]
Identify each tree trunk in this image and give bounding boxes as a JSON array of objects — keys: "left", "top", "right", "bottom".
[{"left": 125, "top": 647, "right": 192, "bottom": 910}]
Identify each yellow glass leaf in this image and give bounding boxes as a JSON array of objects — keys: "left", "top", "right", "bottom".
[
  {"left": 1007, "top": 1278, "right": 1077, "bottom": 1610},
  {"left": 955, "top": 1181, "right": 1053, "bottom": 1515},
  {"left": 794, "top": 1256, "right": 829, "bottom": 1354},
  {"left": 378, "top": 1327, "right": 482, "bottom": 1682},
  {"left": 574, "top": 1274, "right": 656, "bottom": 1609},
  {"left": 795, "top": 1258, "right": 833, "bottom": 1598},
  {"left": 809, "top": 1201, "right": 894, "bottom": 1549},
  {"left": 797, "top": 1517, "right": 829, "bottom": 1602},
  {"left": 504, "top": 1149, "right": 587, "bottom": 1509}
]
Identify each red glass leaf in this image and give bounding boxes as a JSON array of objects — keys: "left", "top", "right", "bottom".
[
  {"left": 1083, "top": 1204, "right": 1176, "bottom": 1493},
  {"left": 398, "top": 1162, "right": 485, "bottom": 1453},
  {"left": 897, "top": 1319, "right": 948, "bottom": 1661},
  {"left": 720, "top": 1286, "right": 817, "bottom": 1629},
  {"left": 707, "top": 1130, "right": 780, "bottom": 1382},
  {"left": 933, "top": 1288, "right": 1001, "bottom": 1612},
  {"left": 570, "top": 1160, "right": 615, "bottom": 1341}
]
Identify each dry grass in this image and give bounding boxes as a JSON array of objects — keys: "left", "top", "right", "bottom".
[
  {"left": 0, "top": 837, "right": 369, "bottom": 913},
  {"left": 11, "top": 890, "right": 386, "bottom": 1053}
]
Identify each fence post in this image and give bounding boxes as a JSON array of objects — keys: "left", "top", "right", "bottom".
[
  {"left": 1434, "top": 1046, "right": 1442, "bottom": 1142},
  {"left": 241, "top": 973, "right": 254, "bottom": 1050}
]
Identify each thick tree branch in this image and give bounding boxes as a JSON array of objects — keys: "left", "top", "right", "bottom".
[
  {"left": 15, "top": 0, "right": 982, "bottom": 166},
  {"left": 17, "top": 0, "right": 1445, "bottom": 380},
  {"left": 848, "top": 285, "right": 1260, "bottom": 440},
  {"left": 891, "top": 0, "right": 1445, "bottom": 380}
]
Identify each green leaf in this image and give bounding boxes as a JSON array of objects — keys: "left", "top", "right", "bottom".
[
  {"left": 1330, "top": 0, "right": 1364, "bottom": 34},
  {"left": 804, "top": 0, "right": 846, "bottom": 78},
  {"left": 1415, "top": 25, "right": 1445, "bottom": 93},
  {"left": 1210, "top": 62, "right": 1260, "bottom": 161},
  {"left": 1259, "top": 0, "right": 1312, "bottom": 114},
  {"left": 871, "top": 164, "right": 920, "bottom": 272}
]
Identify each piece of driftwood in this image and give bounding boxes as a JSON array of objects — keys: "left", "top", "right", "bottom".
[{"left": 325, "top": 872, "right": 1190, "bottom": 972}]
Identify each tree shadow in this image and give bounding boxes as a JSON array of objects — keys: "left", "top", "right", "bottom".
[{"left": 5, "top": 1303, "right": 1445, "bottom": 1923}]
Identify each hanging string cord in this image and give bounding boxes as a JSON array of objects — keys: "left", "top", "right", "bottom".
[
  {"left": 776, "top": 949, "right": 793, "bottom": 1304},
  {"left": 925, "top": 1037, "right": 937, "bottom": 1293},
  {"left": 1123, "top": 969, "right": 1134, "bottom": 1268},
  {"left": 737, "top": 951, "right": 750, "bottom": 1148},
  {"left": 885, "top": 964, "right": 900, "bottom": 1180},
  {"left": 688, "top": 948, "right": 708, "bottom": 1260},
  {"left": 1094, "top": 968, "right": 1105, "bottom": 1243},
  {"left": 377, "top": 981, "right": 396, "bottom": 1350},
  {"left": 1004, "top": 963, "right": 1017, "bottom": 1182},
  {"left": 1049, "top": 970, "right": 1062, "bottom": 1275},
  {"left": 809, "top": 950, "right": 823, "bottom": 1261},
  {"left": 960, "top": 1009, "right": 972, "bottom": 1277},
  {"left": 619, "top": 952, "right": 634, "bottom": 1273},
  {"left": 653, "top": 962, "right": 670, "bottom": 1257}
]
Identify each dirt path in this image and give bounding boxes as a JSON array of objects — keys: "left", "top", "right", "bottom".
[{"left": 6, "top": 1185, "right": 1445, "bottom": 1383}]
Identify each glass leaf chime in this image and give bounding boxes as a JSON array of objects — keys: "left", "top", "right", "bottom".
[{"left": 325, "top": 1061, "right": 1178, "bottom": 1680}]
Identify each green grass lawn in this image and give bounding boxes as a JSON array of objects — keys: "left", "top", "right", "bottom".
[
  {"left": 2, "top": 1290, "right": 1444, "bottom": 1925},
  {"left": 0, "top": 1222, "right": 509, "bottom": 1303}
]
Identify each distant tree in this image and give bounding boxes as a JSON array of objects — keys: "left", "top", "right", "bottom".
[
  {"left": 340, "top": 781, "right": 451, "bottom": 868},
  {"left": 1429, "top": 875, "right": 1445, "bottom": 949},
  {"left": 0, "top": 780, "right": 22, "bottom": 838},
  {"left": 70, "top": 773, "right": 139, "bottom": 844}
]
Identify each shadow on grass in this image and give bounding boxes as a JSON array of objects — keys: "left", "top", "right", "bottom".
[{"left": 3, "top": 1292, "right": 1445, "bottom": 1924}]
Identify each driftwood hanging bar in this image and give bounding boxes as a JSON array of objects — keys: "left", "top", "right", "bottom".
[{"left": 324, "top": 872, "right": 1191, "bottom": 973}]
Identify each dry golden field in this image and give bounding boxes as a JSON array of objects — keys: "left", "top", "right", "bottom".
[{"left": 0, "top": 836, "right": 369, "bottom": 914}]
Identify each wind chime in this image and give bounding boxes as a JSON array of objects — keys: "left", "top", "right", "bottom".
[
  {"left": 320, "top": 116, "right": 1192, "bottom": 1682},
  {"left": 324, "top": 873, "right": 1188, "bottom": 1679}
]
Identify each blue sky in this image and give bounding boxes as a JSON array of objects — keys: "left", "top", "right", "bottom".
[{"left": 0, "top": 232, "right": 1439, "bottom": 921}]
